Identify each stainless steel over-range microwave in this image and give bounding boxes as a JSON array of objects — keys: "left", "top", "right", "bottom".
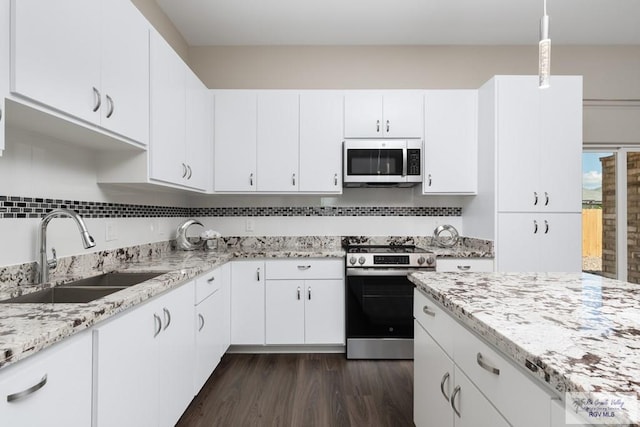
[{"left": 343, "top": 139, "right": 422, "bottom": 188}]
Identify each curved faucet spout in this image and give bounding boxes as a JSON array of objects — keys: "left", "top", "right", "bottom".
[{"left": 37, "top": 208, "right": 96, "bottom": 284}]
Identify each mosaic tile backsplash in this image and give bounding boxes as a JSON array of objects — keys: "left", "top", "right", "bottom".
[{"left": 0, "top": 195, "right": 462, "bottom": 219}]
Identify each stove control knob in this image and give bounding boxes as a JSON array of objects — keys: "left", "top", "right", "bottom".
[
  {"left": 426, "top": 256, "right": 436, "bottom": 266},
  {"left": 349, "top": 256, "right": 357, "bottom": 265},
  {"left": 417, "top": 256, "right": 426, "bottom": 265},
  {"left": 358, "top": 256, "right": 366, "bottom": 265}
]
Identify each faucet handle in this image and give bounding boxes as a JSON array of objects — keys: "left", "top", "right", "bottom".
[{"left": 47, "top": 247, "right": 58, "bottom": 270}]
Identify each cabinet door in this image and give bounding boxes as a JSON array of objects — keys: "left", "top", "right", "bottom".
[
  {"left": 185, "top": 70, "right": 212, "bottom": 191},
  {"left": 94, "top": 298, "right": 160, "bottom": 427},
  {"left": 496, "top": 213, "right": 540, "bottom": 272},
  {"left": 157, "top": 281, "right": 195, "bottom": 427},
  {"left": 266, "top": 280, "right": 305, "bottom": 344},
  {"left": 414, "top": 320, "right": 454, "bottom": 427},
  {"left": 496, "top": 76, "right": 542, "bottom": 212},
  {"left": 540, "top": 77, "right": 583, "bottom": 213},
  {"left": 424, "top": 90, "right": 478, "bottom": 194},
  {"left": 299, "top": 92, "right": 343, "bottom": 192},
  {"left": 195, "top": 290, "right": 221, "bottom": 394},
  {"left": 0, "top": 0, "right": 8, "bottom": 155},
  {"left": 539, "top": 213, "right": 582, "bottom": 272},
  {"left": 100, "top": 0, "right": 149, "bottom": 144},
  {"left": 257, "top": 92, "right": 299, "bottom": 191},
  {"left": 149, "top": 30, "right": 186, "bottom": 186},
  {"left": 214, "top": 91, "right": 257, "bottom": 191},
  {"left": 231, "top": 261, "right": 265, "bottom": 344},
  {"left": 304, "top": 279, "right": 345, "bottom": 344},
  {"left": 11, "top": 0, "right": 101, "bottom": 124},
  {"left": 453, "top": 367, "right": 510, "bottom": 427},
  {"left": 344, "top": 92, "right": 383, "bottom": 137},
  {"left": 382, "top": 92, "right": 424, "bottom": 138},
  {"left": 0, "top": 332, "right": 92, "bottom": 427}
]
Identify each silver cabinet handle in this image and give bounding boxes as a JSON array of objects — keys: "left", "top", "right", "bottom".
[
  {"left": 533, "top": 220, "right": 538, "bottom": 234},
  {"left": 297, "top": 286, "right": 301, "bottom": 300},
  {"left": 457, "top": 265, "right": 471, "bottom": 271},
  {"left": 162, "top": 308, "right": 171, "bottom": 330},
  {"left": 187, "top": 165, "right": 192, "bottom": 179},
  {"left": 105, "top": 94, "right": 114, "bottom": 118},
  {"left": 423, "top": 306, "right": 435, "bottom": 317},
  {"left": 153, "top": 313, "right": 162, "bottom": 338},
  {"left": 545, "top": 191, "right": 549, "bottom": 206},
  {"left": 439, "top": 372, "right": 450, "bottom": 402},
  {"left": 386, "top": 119, "right": 390, "bottom": 132},
  {"left": 198, "top": 313, "right": 205, "bottom": 331},
  {"left": 6, "top": 374, "right": 48, "bottom": 403},
  {"left": 477, "top": 352, "right": 500, "bottom": 375},
  {"left": 307, "top": 287, "right": 312, "bottom": 300},
  {"left": 92, "top": 87, "right": 102, "bottom": 112},
  {"left": 451, "top": 385, "right": 461, "bottom": 418},
  {"left": 428, "top": 174, "right": 432, "bottom": 187},
  {"left": 297, "top": 265, "right": 311, "bottom": 270},
  {"left": 207, "top": 276, "right": 215, "bottom": 283},
  {"left": 533, "top": 191, "right": 539, "bottom": 206},
  {"left": 256, "top": 268, "right": 260, "bottom": 282},
  {"left": 249, "top": 173, "right": 254, "bottom": 186},
  {"left": 334, "top": 173, "right": 338, "bottom": 186},
  {"left": 182, "top": 163, "right": 188, "bottom": 178},
  {"left": 544, "top": 219, "right": 549, "bottom": 234},
  {"left": 292, "top": 173, "right": 296, "bottom": 186},
  {"left": 376, "top": 119, "right": 380, "bottom": 132}
]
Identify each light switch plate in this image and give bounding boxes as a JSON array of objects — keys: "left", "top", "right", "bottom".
[
  {"left": 245, "top": 218, "right": 255, "bottom": 232},
  {"left": 105, "top": 221, "right": 117, "bottom": 241}
]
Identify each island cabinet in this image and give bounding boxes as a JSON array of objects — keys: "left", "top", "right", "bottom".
[
  {"left": 11, "top": 0, "right": 150, "bottom": 145},
  {"left": 0, "top": 331, "right": 92, "bottom": 427},
  {"left": 93, "top": 281, "right": 195, "bottom": 427},
  {"left": 344, "top": 91, "right": 423, "bottom": 138},
  {"left": 264, "top": 259, "right": 344, "bottom": 345},
  {"left": 194, "top": 264, "right": 231, "bottom": 394},
  {"left": 414, "top": 288, "right": 557, "bottom": 427}
]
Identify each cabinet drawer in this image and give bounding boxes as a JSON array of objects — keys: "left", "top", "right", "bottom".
[
  {"left": 413, "top": 289, "right": 454, "bottom": 357},
  {"left": 436, "top": 258, "right": 494, "bottom": 272},
  {"left": 195, "top": 267, "right": 223, "bottom": 304},
  {"left": 265, "top": 259, "right": 343, "bottom": 280},
  {"left": 454, "top": 324, "right": 553, "bottom": 427}
]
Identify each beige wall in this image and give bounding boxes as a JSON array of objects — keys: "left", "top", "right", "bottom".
[
  {"left": 130, "top": 0, "right": 189, "bottom": 62},
  {"left": 188, "top": 45, "right": 640, "bottom": 100}
]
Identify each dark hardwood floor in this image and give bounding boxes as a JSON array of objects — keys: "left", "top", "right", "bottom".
[{"left": 176, "top": 353, "right": 414, "bottom": 427}]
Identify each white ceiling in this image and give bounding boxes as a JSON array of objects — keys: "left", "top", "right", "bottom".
[{"left": 155, "top": 0, "right": 640, "bottom": 46}]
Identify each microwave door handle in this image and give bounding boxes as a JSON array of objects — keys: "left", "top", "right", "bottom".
[{"left": 402, "top": 147, "right": 407, "bottom": 177}]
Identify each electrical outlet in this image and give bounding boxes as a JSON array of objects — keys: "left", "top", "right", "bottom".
[
  {"left": 245, "top": 218, "right": 255, "bottom": 232},
  {"left": 105, "top": 221, "right": 117, "bottom": 242}
]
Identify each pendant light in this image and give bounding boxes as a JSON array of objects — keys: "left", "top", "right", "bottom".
[{"left": 538, "top": 0, "right": 551, "bottom": 88}]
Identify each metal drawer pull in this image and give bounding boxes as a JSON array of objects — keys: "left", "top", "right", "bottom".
[
  {"left": 308, "top": 287, "right": 312, "bottom": 300},
  {"left": 428, "top": 174, "right": 432, "bottom": 186},
  {"left": 477, "top": 352, "right": 500, "bottom": 375},
  {"left": 533, "top": 220, "right": 538, "bottom": 234},
  {"left": 334, "top": 173, "right": 338, "bottom": 186},
  {"left": 297, "top": 287, "right": 301, "bottom": 300},
  {"left": 249, "top": 173, "right": 254, "bottom": 186},
  {"left": 545, "top": 191, "right": 549, "bottom": 206},
  {"left": 106, "top": 94, "right": 114, "bottom": 118},
  {"left": 153, "top": 313, "right": 162, "bottom": 337},
  {"left": 198, "top": 313, "right": 205, "bottom": 331},
  {"left": 533, "top": 191, "right": 538, "bottom": 205},
  {"left": 163, "top": 308, "right": 171, "bottom": 330},
  {"left": 92, "top": 87, "right": 101, "bottom": 112},
  {"left": 187, "top": 165, "right": 192, "bottom": 179},
  {"left": 207, "top": 276, "right": 215, "bottom": 283},
  {"left": 376, "top": 119, "right": 380, "bottom": 132},
  {"left": 440, "top": 372, "right": 450, "bottom": 402},
  {"left": 292, "top": 173, "right": 296, "bottom": 186},
  {"left": 544, "top": 220, "right": 549, "bottom": 234},
  {"left": 182, "top": 163, "right": 188, "bottom": 178},
  {"left": 386, "top": 120, "right": 390, "bottom": 132},
  {"left": 297, "top": 265, "right": 311, "bottom": 270},
  {"left": 256, "top": 268, "right": 260, "bottom": 281},
  {"left": 451, "top": 385, "right": 461, "bottom": 417},
  {"left": 457, "top": 265, "right": 471, "bottom": 271},
  {"left": 7, "top": 375, "right": 48, "bottom": 402},
  {"left": 423, "top": 306, "right": 436, "bottom": 317}
]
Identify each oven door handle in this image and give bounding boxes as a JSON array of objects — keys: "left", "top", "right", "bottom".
[{"left": 346, "top": 269, "right": 418, "bottom": 277}]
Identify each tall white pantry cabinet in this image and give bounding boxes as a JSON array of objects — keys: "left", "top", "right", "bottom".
[{"left": 467, "top": 76, "right": 583, "bottom": 272}]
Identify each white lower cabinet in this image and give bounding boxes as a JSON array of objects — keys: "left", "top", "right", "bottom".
[
  {"left": 94, "top": 281, "right": 195, "bottom": 427},
  {"left": 231, "top": 260, "right": 266, "bottom": 345},
  {"left": 0, "top": 331, "right": 92, "bottom": 427},
  {"left": 414, "top": 289, "right": 556, "bottom": 427}
]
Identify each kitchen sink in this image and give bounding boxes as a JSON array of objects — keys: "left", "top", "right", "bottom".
[{"left": 0, "top": 271, "right": 166, "bottom": 304}]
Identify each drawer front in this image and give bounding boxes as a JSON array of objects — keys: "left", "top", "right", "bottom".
[
  {"left": 265, "top": 259, "right": 344, "bottom": 280},
  {"left": 454, "top": 325, "right": 552, "bottom": 427},
  {"left": 195, "top": 267, "right": 223, "bottom": 304},
  {"left": 436, "top": 258, "right": 494, "bottom": 272},
  {"left": 413, "top": 289, "right": 454, "bottom": 357}
]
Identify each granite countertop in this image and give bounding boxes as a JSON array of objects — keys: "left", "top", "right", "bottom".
[
  {"left": 0, "top": 247, "right": 345, "bottom": 370},
  {"left": 409, "top": 271, "right": 640, "bottom": 425}
]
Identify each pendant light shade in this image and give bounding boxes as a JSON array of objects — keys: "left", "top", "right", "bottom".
[{"left": 539, "top": 0, "right": 551, "bottom": 88}]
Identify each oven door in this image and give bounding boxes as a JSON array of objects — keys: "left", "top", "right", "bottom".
[
  {"left": 343, "top": 140, "right": 407, "bottom": 184},
  {"left": 345, "top": 268, "right": 414, "bottom": 359}
]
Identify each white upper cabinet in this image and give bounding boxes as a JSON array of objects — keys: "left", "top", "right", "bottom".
[
  {"left": 299, "top": 91, "right": 344, "bottom": 193},
  {"left": 0, "top": 0, "right": 8, "bottom": 156},
  {"left": 257, "top": 92, "right": 299, "bottom": 192},
  {"left": 185, "top": 69, "right": 213, "bottom": 191},
  {"left": 11, "top": 0, "right": 149, "bottom": 145},
  {"left": 214, "top": 91, "right": 258, "bottom": 192},
  {"left": 344, "top": 91, "right": 423, "bottom": 138},
  {"left": 423, "top": 90, "right": 478, "bottom": 194},
  {"left": 496, "top": 76, "right": 582, "bottom": 213}
]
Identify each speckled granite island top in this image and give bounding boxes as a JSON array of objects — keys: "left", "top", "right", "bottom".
[
  {"left": 409, "top": 272, "right": 640, "bottom": 420},
  {"left": 0, "top": 247, "right": 345, "bottom": 370}
]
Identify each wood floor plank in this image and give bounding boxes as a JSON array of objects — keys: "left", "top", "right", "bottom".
[{"left": 177, "top": 353, "right": 413, "bottom": 427}]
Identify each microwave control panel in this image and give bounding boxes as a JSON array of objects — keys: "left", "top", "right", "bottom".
[{"left": 407, "top": 149, "right": 421, "bottom": 175}]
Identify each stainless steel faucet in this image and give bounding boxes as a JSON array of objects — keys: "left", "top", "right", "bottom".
[{"left": 37, "top": 208, "right": 96, "bottom": 284}]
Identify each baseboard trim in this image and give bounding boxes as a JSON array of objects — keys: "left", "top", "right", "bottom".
[{"left": 227, "top": 344, "right": 346, "bottom": 354}]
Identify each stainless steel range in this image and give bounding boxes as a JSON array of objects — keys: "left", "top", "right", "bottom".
[{"left": 345, "top": 245, "right": 436, "bottom": 359}]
